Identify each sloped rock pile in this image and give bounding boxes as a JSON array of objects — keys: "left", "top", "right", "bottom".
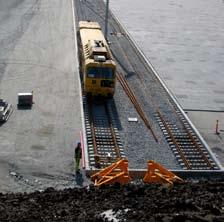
[{"left": 0, "top": 181, "right": 223, "bottom": 221}]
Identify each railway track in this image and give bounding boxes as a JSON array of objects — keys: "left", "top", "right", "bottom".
[
  {"left": 75, "top": 0, "right": 220, "bottom": 170},
  {"left": 117, "top": 69, "right": 218, "bottom": 170},
  {"left": 156, "top": 110, "right": 218, "bottom": 170},
  {"left": 83, "top": 97, "right": 125, "bottom": 168}
]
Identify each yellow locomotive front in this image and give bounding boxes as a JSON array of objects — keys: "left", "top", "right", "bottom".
[{"left": 79, "top": 21, "right": 116, "bottom": 98}]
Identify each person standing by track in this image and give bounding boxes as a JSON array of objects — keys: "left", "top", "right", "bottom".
[{"left": 75, "top": 142, "right": 82, "bottom": 173}]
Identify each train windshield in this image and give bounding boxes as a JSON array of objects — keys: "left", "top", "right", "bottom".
[{"left": 87, "top": 67, "right": 114, "bottom": 79}]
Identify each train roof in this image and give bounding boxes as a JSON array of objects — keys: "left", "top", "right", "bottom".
[
  {"left": 79, "top": 21, "right": 114, "bottom": 62},
  {"left": 79, "top": 21, "right": 101, "bottom": 30}
]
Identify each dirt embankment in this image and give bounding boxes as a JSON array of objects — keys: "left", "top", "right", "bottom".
[{"left": 0, "top": 181, "right": 223, "bottom": 221}]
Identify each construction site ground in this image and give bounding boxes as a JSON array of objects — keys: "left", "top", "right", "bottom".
[
  {"left": 0, "top": 182, "right": 224, "bottom": 221},
  {"left": 0, "top": 0, "right": 83, "bottom": 193},
  {"left": 0, "top": 0, "right": 223, "bottom": 193},
  {"left": 0, "top": 1, "right": 223, "bottom": 221}
]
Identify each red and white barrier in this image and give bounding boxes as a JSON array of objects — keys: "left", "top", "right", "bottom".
[{"left": 80, "top": 131, "right": 86, "bottom": 169}]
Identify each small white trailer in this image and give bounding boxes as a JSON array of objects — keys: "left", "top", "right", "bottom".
[{"left": 17, "top": 92, "right": 33, "bottom": 107}]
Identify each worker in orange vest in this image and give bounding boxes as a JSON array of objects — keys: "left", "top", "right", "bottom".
[{"left": 75, "top": 142, "right": 82, "bottom": 173}]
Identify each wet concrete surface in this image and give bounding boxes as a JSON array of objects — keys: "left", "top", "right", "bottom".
[
  {"left": 110, "top": 0, "right": 224, "bottom": 111},
  {"left": 110, "top": 0, "right": 224, "bottom": 167},
  {"left": 0, "top": 0, "right": 83, "bottom": 192}
]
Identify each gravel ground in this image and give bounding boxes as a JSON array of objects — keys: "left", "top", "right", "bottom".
[
  {"left": 0, "top": 181, "right": 223, "bottom": 221},
  {"left": 114, "top": 84, "right": 180, "bottom": 169}
]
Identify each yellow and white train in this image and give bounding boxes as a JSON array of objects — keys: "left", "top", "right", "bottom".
[{"left": 78, "top": 21, "right": 116, "bottom": 98}]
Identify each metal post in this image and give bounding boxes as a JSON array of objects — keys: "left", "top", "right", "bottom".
[{"left": 105, "top": 0, "right": 109, "bottom": 41}]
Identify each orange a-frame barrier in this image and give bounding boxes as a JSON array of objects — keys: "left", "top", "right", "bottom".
[
  {"left": 143, "top": 160, "right": 183, "bottom": 185},
  {"left": 91, "top": 159, "right": 131, "bottom": 187}
]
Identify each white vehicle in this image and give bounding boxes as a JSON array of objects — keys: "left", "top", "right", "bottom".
[{"left": 0, "top": 99, "right": 13, "bottom": 122}]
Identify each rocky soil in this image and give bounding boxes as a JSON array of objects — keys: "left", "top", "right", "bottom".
[{"left": 0, "top": 181, "right": 223, "bottom": 222}]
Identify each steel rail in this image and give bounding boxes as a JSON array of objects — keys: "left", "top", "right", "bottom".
[
  {"left": 171, "top": 103, "right": 215, "bottom": 169},
  {"left": 157, "top": 110, "right": 217, "bottom": 170},
  {"left": 182, "top": 123, "right": 214, "bottom": 169},
  {"left": 87, "top": 99, "right": 123, "bottom": 168},
  {"left": 157, "top": 110, "right": 191, "bottom": 169},
  {"left": 88, "top": 100, "right": 100, "bottom": 167},
  {"left": 117, "top": 71, "right": 158, "bottom": 142},
  {"left": 104, "top": 103, "right": 121, "bottom": 159},
  {"left": 118, "top": 73, "right": 158, "bottom": 142}
]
